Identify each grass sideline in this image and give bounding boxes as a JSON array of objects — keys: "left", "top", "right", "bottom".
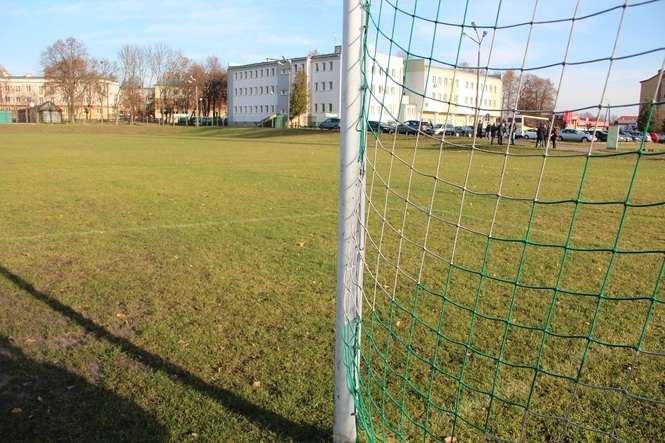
[{"left": 0, "top": 124, "right": 662, "bottom": 442}]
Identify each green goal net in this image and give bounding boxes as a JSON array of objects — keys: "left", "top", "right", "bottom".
[{"left": 339, "top": 0, "right": 665, "bottom": 441}]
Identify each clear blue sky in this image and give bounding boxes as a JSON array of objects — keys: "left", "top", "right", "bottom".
[{"left": 1, "top": 0, "right": 663, "bottom": 113}]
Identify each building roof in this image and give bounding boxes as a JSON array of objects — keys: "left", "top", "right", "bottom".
[
  {"left": 1, "top": 74, "right": 46, "bottom": 81},
  {"left": 229, "top": 47, "right": 342, "bottom": 70},
  {"left": 616, "top": 115, "right": 638, "bottom": 123},
  {"left": 640, "top": 70, "right": 663, "bottom": 83}
]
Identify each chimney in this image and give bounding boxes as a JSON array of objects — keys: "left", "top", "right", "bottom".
[{"left": 334, "top": 45, "right": 342, "bottom": 54}]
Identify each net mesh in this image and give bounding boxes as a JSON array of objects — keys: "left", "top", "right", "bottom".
[{"left": 342, "top": 0, "right": 665, "bottom": 441}]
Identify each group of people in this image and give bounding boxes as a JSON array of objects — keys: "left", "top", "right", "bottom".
[
  {"left": 481, "top": 120, "right": 561, "bottom": 149},
  {"left": 484, "top": 121, "right": 508, "bottom": 145},
  {"left": 534, "top": 124, "right": 561, "bottom": 149}
]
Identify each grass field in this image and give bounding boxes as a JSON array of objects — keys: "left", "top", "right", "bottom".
[{"left": 0, "top": 124, "right": 663, "bottom": 442}]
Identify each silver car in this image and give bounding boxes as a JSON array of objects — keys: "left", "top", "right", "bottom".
[{"left": 559, "top": 128, "right": 596, "bottom": 142}]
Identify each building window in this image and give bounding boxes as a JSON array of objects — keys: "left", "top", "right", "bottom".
[
  {"left": 315, "top": 82, "right": 318, "bottom": 91},
  {"left": 271, "top": 105, "right": 275, "bottom": 112},
  {"left": 316, "top": 63, "right": 319, "bottom": 72},
  {"left": 322, "top": 82, "right": 325, "bottom": 91},
  {"left": 328, "top": 103, "right": 333, "bottom": 112},
  {"left": 315, "top": 104, "right": 318, "bottom": 112},
  {"left": 270, "top": 86, "right": 275, "bottom": 94},
  {"left": 329, "top": 61, "right": 333, "bottom": 70},
  {"left": 271, "top": 68, "right": 275, "bottom": 76},
  {"left": 329, "top": 81, "right": 333, "bottom": 90}
]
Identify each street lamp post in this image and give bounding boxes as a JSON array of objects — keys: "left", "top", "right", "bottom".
[
  {"left": 463, "top": 22, "right": 487, "bottom": 140},
  {"left": 188, "top": 75, "right": 199, "bottom": 127},
  {"left": 199, "top": 97, "right": 203, "bottom": 126}
]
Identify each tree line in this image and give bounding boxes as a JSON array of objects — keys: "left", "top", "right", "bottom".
[{"left": 38, "top": 37, "right": 227, "bottom": 123}]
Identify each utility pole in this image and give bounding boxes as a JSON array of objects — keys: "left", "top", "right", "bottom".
[{"left": 188, "top": 75, "right": 199, "bottom": 127}]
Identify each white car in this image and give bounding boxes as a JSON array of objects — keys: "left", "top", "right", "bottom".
[
  {"left": 559, "top": 128, "right": 596, "bottom": 142},
  {"left": 523, "top": 130, "right": 538, "bottom": 139}
]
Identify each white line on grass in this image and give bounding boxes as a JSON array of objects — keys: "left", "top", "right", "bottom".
[{"left": 0, "top": 212, "right": 336, "bottom": 242}]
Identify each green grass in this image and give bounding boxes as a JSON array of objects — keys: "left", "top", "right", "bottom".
[{"left": 0, "top": 124, "right": 663, "bottom": 442}]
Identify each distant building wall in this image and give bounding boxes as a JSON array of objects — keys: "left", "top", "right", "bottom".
[{"left": 0, "top": 75, "right": 119, "bottom": 122}]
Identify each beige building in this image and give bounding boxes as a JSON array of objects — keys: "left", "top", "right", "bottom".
[
  {"left": 403, "top": 59, "right": 502, "bottom": 126},
  {"left": 639, "top": 70, "right": 665, "bottom": 130},
  {"left": 0, "top": 72, "right": 119, "bottom": 122}
]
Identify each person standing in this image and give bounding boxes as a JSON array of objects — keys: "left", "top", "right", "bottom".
[
  {"left": 497, "top": 121, "right": 504, "bottom": 145},
  {"left": 490, "top": 122, "right": 497, "bottom": 144},
  {"left": 551, "top": 125, "right": 559, "bottom": 149},
  {"left": 536, "top": 124, "right": 544, "bottom": 148},
  {"left": 485, "top": 122, "right": 491, "bottom": 141}
]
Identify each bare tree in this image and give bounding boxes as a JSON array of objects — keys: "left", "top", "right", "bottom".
[
  {"left": 518, "top": 74, "right": 556, "bottom": 115},
  {"left": 187, "top": 62, "right": 206, "bottom": 121},
  {"left": 204, "top": 56, "right": 227, "bottom": 122},
  {"left": 501, "top": 70, "right": 518, "bottom": 118},
  {"left": 41, "top": 37, "right": 90, "bottom": 123},
  {"left": 160, "top": 51, "right": 190, "bottom": 124},
  {"left": 148, "top": 44, "right": 185, "bottom": 124},
  {"left": 117, "top": 45, "right": 149, "bottom": 124},
  {"left": 96, "top": 59, "right": 117, "bottom": 123}
]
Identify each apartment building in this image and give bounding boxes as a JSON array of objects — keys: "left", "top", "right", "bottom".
[
  {"left": 366, "top": 51, "right": 414, "bottom": 122},
  {"left": 227, "top": 46, "right": 405, "bottom": 125},
  {"left": 0, "top": 73, "right": 119, "bottom": 121},
  {"left": 227, "top": 59, "right": 287, "bottom": 124},
  {"left": 403, "top": 58, "right": 503, "bottom": 126}
]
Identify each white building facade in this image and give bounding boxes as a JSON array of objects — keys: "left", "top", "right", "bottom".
[
  {"left": 227, "top": 47, "right": 405, "bottom": 126},
  {"left": 227, "top": 51, "right": 503, "bottom": 127},
  {"left": 403, "top": 58, "right": 502, "bottom": 126}
]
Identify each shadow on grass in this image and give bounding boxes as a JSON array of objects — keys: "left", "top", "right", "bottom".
[
  {"left": 0, "top": 335, "right": 168, "bottom": 442},
  {"left": 0, "top": 265, "right": 329, "bottom": 442},
  {"left": 176, "top": 126, "right": 339, "bottom": 142}
]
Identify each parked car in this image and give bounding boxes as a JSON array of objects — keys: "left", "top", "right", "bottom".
[
  {"left": 559, "top": 128, "right": 596, "bottom": 142},
  {"left": 523, "top": 129, "right": 538, "bottom": 139},
  {"left": 319, "top": 117, "right": 340, "bottom": 130},
  {"left": 454, "top": 126, "right": 474, "bottom": 137},
  {"left": 399, "top": 120, "right": 433, "bottom": 135},
  {"left": 586, "top": 130, "right": 608, "bottom": 142},
  {"left": 367, "top": 120, "right": 394, "bottom": 133},
  {"left": 396, "top": 122, "right": 418, "bottom": 134},
  {"left": 433, "top": 123, "right": 456, "bottom": 136},
  {"left": 411, "top": 120, "right": 434, "bottom": 135},
  {"left": 626, "top": 130, "right": 649, "bottom": 142}
]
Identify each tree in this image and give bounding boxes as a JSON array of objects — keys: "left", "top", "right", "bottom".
[
  {"left": 518, "top": 74, "right": 556, "bottom": 115},
  {"left": 95, "top": 59, "right": 117, "bottom": 123},
  {"left": 117, "top": 45, "right": 148, "bottom": 124},
  {"left": 501, "top": 70, "right": 518, "bottom": 118},
  {"left": 637, "top": 104, "right": 651, "bottom": 131},
  {"left": 160, "top": 52, "right": 190, "bottom": 125},
  {"left": 290, "top": 70, "right": 307, "bottom": 124},
  {"left": 187, "top": 63, "right": 207, "bottom": 120},
  {"left": 41, "top": 37, "right": 90, "bottom": 123},
  {"left": 203, "top": 56, "right": 227, "bottom": 121}
]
